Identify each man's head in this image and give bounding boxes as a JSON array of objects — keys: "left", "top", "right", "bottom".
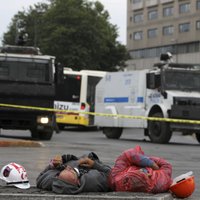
[{"left": 58, "top": 166, "right": 79, "bottom": 186}]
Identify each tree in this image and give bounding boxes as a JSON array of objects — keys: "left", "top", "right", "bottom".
[
  {"left": 2, "top": 0, "right": 128, "bottom": 71},
  {"left": 3, "top": 2, "right": 48, "bottom": 46}
]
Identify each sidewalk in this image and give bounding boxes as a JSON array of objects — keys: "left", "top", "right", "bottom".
[{"left": 0, "top": 186, "right": 173, "bottom": 200}]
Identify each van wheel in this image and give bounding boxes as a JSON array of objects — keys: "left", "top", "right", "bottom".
[
  {"left": 148, "top": 112, "right": 172, "bottom": 144},
  {"left": 103, "top": 127, "right": 123, "bottom": 139},
  {"left": 195, "top": 133, "right": 200, "bottom": 143}
]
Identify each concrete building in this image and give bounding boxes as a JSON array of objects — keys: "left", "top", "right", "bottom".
[{"left": 127, "top": 0, "right": 200, "bottom": 70}]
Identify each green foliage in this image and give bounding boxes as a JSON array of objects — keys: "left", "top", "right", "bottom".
[{"left": 2, "top": 0, "right": 128, "bottom": 71}]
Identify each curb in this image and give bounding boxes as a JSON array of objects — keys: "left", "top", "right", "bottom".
[
  {"left": 0, "top": 140, "right": 44, "bottom": 147},
  {"left": 0, "top": 187, "right": 173, "bottom": 200},
  {"left": 0, "top": 193, "right": 173, "bottom": 200}
]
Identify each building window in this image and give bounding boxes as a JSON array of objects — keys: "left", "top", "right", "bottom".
[
  {"left": 148, "top": 10, "right": 158, "bottom": 20},
  {"left": 179, "top": 3, "right": 190, "bottom": 13},
  {"left": 134, "top": 13, "right": 143, "bottom": 23},
  {"left": 163, "top": 25, "right": 174, "bottom": 35},
  {"left": 179, "top": 23, "right": 190, "bottom": 32},
  {"left": 148, "top": 28, "right": 157, "bottom": 38},
  {"left": 133, "top": 31, "right": 143, "bottom": 40},
  {"left": 197, "top": 0, "right": 200, "bottom": 9},
  {"left": 133, "top": 0, "right": 142, "bottom": 3},
  {"left": 129, "top": 42, "right": 200, "bottom": 60},
  {"left": 163, "top": 6, "right": 173, "bottom": 17},
  {"left": 178, "top": 42, "right": 199, "bottom": 54},
  {"left": 197, "top": 21, "right": 200, "bottom": 30}
]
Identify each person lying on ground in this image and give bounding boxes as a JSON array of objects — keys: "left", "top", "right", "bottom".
[
  {"left": 108, "top": 145, "right": 172, "bottom": 193},
  {"left": 36, "top": 152, "right": 111, "bottom": 194}
]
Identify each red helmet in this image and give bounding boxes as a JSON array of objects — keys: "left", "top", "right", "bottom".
[{"left": 170, "top": 174, "right": 195, "bottom": 198}]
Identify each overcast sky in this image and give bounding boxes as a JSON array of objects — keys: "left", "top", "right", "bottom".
[{"left": 0, "top": 0, "right": 127, "bottom": 45}]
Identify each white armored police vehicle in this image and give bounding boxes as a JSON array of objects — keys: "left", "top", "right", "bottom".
[{"left": 95, "top": 53, "right": 200, "bottom": 144}]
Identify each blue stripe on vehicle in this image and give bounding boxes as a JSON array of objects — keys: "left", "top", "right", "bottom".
[
  {"left": 104, "top": 97, "right": 129, "bottom": 103},
  {"left": 137, "top": 96, "right": 144, "bottom": 103}
]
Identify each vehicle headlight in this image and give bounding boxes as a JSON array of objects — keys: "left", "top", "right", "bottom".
[{"left": 37, "top": 116, "right": 49, "bottom": 124}]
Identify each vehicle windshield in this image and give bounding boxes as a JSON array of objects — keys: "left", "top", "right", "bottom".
[
  {"left": 163, "top": 69, "right": 200, "bottom": 91},
  {"left": 0, "top": 60, "right": 51, "bottom": 84},
  {"left": 55, "top": 74, "right": 81, "bottom": 102}
]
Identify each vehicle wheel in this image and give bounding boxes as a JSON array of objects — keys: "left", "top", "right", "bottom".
[
  {"left": 148, "top": 112, "right": 172, "bottom": 144},
  {"left": 31, "top": 128, "right": 53, "bottom": 140},
  {"left": 195, "top": 133, "right": 200, "bottom": 143},
  {"left": 30, "top": 129, "right": 39, "bottom": 140},
  {"left": 39, "top": 129, "right": 53, "bottom": 140},
  {"left": 103, "top": 127, "right": 123, "bottom": 139}
]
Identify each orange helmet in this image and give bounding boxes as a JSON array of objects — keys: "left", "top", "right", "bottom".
[{"left": 169, "top": 175, "right": 195, "bottom": 198}]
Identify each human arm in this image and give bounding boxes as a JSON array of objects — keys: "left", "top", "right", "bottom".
[
  {"left": 146, "top": 156, "right": 173, "bottom": 193},
  {"left": 78, "top": 157, "right": 111, "bottom": 175},
  {"left": 125, "top": 149, "right": 159, "bottom": 169},
  {"left": 133, "top": 154, "right": 159, "bottom": 169},
  {"left": 49, "top": 155, "right": 63, "bottom": 168},
  {"left": 77, "top": 157, "right": 111, "bottom": 193},
  {"left": 149, "top": 156, "right": 172, "bottom": 176},
  {"left": 48, "top": 154, "right": 79, "bottom": 169}
]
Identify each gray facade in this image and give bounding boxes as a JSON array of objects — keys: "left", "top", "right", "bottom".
[{"left": 127, "top": 0, "right": 200, "bottom": 69}]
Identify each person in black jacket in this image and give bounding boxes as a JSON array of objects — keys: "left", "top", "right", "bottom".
[{"left": 36, "top": 152, "right": 111, "bottom": 194}]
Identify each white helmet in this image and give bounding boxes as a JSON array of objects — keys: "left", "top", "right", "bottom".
[{"left": 0, "top": 163, "right": 30, "bottom": 189}]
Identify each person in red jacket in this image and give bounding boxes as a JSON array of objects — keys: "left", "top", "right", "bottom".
[{"left": 109, "top": 145, "right": 172, "bottom": 193}]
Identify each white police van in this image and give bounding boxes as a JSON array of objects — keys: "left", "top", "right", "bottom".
[{"left": 95, "top": 53, "right": 200, "bottom": 144}]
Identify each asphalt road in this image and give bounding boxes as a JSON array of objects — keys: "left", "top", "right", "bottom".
[{"left": 0, "top": 128, "right": 199, "bottom": 199}]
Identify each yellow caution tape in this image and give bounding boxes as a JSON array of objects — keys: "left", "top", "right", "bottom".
[{"left": 0, "top": 103, "right": 200, "bottom": 125}]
